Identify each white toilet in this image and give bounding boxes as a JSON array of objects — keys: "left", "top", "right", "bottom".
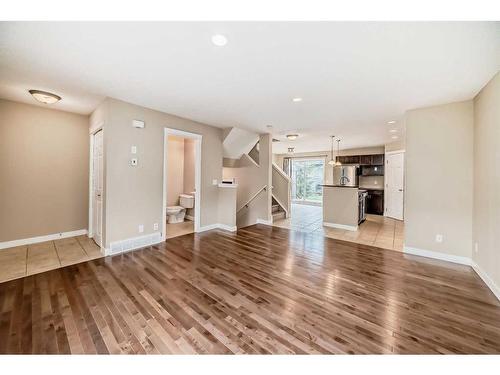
[{"left": 166, "top": 193, "right": 195, "bottom": 223}]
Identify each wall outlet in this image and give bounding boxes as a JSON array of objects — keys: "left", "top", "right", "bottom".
[
  {"left": 435, "top": 234, "right": 443, "bottom": 243},
  {"left": 138, "top": 224, "right": 144, "bottom": 233},
  {"left": 130, "top": 158, "right": 138, "bottom": 166},
  {"left": 131, "top": 146, "right": 137, "bottom": 154},
  {"left": 474, "top": 242, "right": 479, "bottom": 253},
  {"left": 212, "top": 179, "right": 218, "bottom": 186},
  {"left": 153, "top": 223, "right": 159, "bottom": 231}
]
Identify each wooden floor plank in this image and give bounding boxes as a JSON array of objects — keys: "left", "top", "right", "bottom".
[{"left": 1, "top": 224, "right": 500, "bottom": 354}]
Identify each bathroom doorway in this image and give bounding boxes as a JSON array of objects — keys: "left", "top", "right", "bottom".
[{"left": 162, "top": 128, "right": 202, "bottom": 240}]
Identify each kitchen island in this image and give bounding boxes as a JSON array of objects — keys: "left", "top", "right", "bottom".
[{"left": 322, "top": 185, "right": 360, "bottom": 231}]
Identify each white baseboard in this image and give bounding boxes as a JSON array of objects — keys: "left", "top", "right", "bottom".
[
  {"left": 323, "top": 222, "right": 358, "bottom": 231},
  {"left": 257, "top": 218, "right": 273, "bottom": 226},
  {"left": 197, "top": 223, "right": 237, "bottom": 233},
  {"left": 471, "top": 262, "right": 500, "bottom": 302},
  {"left": 217, "top": 224, "right": 237, "bottom": 232},
  {"left": 185, "top": 215, "right": 195, "bottom": 221},
  {"left": 0, "top": 229, "right": 88, "bottom": 250},
  {"left": 403, "top": 246, "right": 472, "bottom": 266},
  {"left": 108, "top": 232, "right": 162, "bottom": 256}
]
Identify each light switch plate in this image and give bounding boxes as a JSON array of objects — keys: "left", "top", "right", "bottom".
[
  {"left": 138, "top": 224, "right": 144, "bottom": 233},
  {"left": 212, "top": 179, "right": 218, "bottom": 186},
  {"left": 153, "top": 223, "right": 159, "bottom": 231},
  {"left": 131, "top": 146, "right": 137, "bottom": 154}
]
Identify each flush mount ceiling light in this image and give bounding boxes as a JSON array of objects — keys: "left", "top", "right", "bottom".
[
  {"left": 292, "top": 97, "right": 303, "bottom": 102},
  {"left": 29, "top": 89, "right": 61, "bottom": 104},
  {"left": 389, "top": 129, "right": 398, "bottom": 133},
  {"left": 211, "top": 34, "right": 228, "bottom": 46},
  {"left": 388, "top": 120, "right": 396, "bottom": 124},
  {"left": 286, "top": 134, "right": 299, "bottom": 140},
  {"left": 391, "top": 135, "right": 399, "bottom": 139}
]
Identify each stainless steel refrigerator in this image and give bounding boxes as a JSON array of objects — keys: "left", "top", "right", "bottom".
[{"left": 332, "top": 165, "right": 359, "bottom": 187}]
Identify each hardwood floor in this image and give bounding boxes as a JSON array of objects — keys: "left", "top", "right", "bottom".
[{"left": 1, "top": 224, "right": 499, "bottom": 354}]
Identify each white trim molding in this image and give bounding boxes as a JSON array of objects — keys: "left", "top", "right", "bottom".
[
  {"left": 403, "top": 246, "right": 500, "bottom": 302},
  {"left": 471, "top": 262, "right": 500, "bottom": 301},
  {"left": 323, "top": 222, "right": 358, "bottom": 231},
  {"left": 197, "top": 223, "right": 237, "bottom": 233},
  {"left": 0, "top": 229, "right": 88, "bottom": 250},
  {"left": 403, "top": 246, "right": 472, "bottom": 266},
  {"left": 256, "top": 218, "right": 273, "bottom": 226}
]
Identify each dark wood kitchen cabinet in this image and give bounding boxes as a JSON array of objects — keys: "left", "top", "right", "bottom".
[
  {"left": 337, "top": 154, "right": 385, "bottom": 166},
  {"left": 366, "top": 189, "right": 384, "bottom": 215},
  {"left": 371, "top": 154, "right": 385, "bottom": 166}
]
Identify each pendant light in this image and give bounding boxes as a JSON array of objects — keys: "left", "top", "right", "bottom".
[
  {"left": 335, "top": 139, "right": 342, "bottom": 166},
  {"left": 328, "top": 136, "right": 335, "bottom": 166}
]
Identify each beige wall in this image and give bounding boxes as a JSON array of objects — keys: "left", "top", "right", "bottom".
[
  {"left": 405, "top": 100, "right": 474, "bottom": 258},
  {"left": 385, "top": 139, "right": 405, "bottom": 152},
  {"left": 166, "top": 136, "right": 185, "bottom": 206},
  {"left": 99, "top": 98, "right": 223, "bottom": 248},
  {"left": 472, "top": 72, "right": 500, "bottom": 289},
  {"left": 217, "top": 187, "right": 237, "bottom": 228},
  {"left": 0, "top": 99, "right": 89, "bottom": 242},
  {"left": 223, "top": 134, "right": 272, "bottom": 228}
]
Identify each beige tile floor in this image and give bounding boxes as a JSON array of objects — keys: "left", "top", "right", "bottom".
[
  {"left": 166, "top": 220, "right": 194, "bottom": 239},
  {"left": 273, "top": 203, "right": 404, "bottom": 251},
  {"left": 0, "top": 235, "right": 103, "bottom": 283}
]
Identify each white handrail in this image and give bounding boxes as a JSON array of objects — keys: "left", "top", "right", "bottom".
[{"left": 237, "top": 185, "right": 267, "bottom": 213}]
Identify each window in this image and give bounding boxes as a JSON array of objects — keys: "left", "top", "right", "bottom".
[{"left": 291, "top": 158, "right": 325, "bottom": 204}]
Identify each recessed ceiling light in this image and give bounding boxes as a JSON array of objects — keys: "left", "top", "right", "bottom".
[
  {"left": 388, "top": 120, "right": 396, "bottom": 124},
  {"left": 211, "top": 34, "right": 228, "bottom": 46},
  {"left": 389, "top": 129, "right": 398, "bottom": 133},
  {"left": 29, "top": 89, "right": 61, "bottom": 104},
  {"left": 292, "top": 97, "right": 303, "bottom": 102},
  {"left": 391, "top": 135, "right": 399, "bottom": 139},
  {"left": 286, "top": 134, "right": 299, "bottom": 140}
]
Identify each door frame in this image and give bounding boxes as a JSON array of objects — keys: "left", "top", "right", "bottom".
[
  {"left": 88, "top": 124, "right": 104, "bottom": 246},
  {"left": 384, "top": 149, "right": 405, "bottom": 220},
  {"left": 162, "top": 128, "right": 202, "bottom": 241}
]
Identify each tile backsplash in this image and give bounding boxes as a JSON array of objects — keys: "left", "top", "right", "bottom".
[{"left": 359, "top": 175, "right": 384, "bottom": 188}]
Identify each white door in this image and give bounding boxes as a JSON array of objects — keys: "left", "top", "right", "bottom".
[
  {"left": 385, "top": 152, "right": 405, "bottom": 220},
  {"left": 92, "top": 130, "right": 104, "bottom": 246}
]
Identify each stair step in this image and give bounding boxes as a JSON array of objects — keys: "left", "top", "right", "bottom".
[{"left": 272, "top": 204, "right": 280, "bottom": 213}]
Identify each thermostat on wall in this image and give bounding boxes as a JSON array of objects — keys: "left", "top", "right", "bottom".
[{"left": 132, "top": 119, "right": 145, "bottom": 129}]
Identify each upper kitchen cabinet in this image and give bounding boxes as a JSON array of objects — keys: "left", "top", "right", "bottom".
[
  {"left": 336, "top": 155, "right": 360, "bottom": 164},
  {"left": 338, "top": 154, "right": 385, "bottom": 166},
  {"left": 371, "top": 154, "right": 384, "bottom": 166}
]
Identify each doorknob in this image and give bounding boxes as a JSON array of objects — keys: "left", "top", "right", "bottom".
[{"left": 398, "top": 189, "right": 403, "bottom": 192}]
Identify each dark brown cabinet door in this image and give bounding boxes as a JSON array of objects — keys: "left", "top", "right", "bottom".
[
  {"left": 366, "top": 190, "right": 384, "bottom": 215},
  {"left": 360, "top": 155, "right": 372, "bottom": 165},
  {"left": 372, "top": 154, "right": 384, "bottom": 165}
]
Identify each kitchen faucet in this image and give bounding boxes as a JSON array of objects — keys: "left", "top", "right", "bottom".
[{"left": 340, "top": 176, "right": 350, "bottom": 185}]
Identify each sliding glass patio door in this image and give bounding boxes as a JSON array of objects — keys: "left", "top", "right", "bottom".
[{"left": 291, "top": 158, "right": 325, "bottom": 205}]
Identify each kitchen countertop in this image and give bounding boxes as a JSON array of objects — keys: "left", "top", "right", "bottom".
[{"left": 360, "top": 186, "right": 384, "bottom": 191}]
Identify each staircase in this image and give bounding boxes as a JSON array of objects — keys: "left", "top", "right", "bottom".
[{"left": 272, "top": 197, "right": 286, "bottom": 222}]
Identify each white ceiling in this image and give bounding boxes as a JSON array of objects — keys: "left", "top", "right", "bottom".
[{"left": 0, "top": 22, "right": 499, "bottom": 152}]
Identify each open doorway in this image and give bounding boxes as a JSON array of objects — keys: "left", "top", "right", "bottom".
[{"left": 162, "top": 128, "right": 202, "bottom": 240}]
